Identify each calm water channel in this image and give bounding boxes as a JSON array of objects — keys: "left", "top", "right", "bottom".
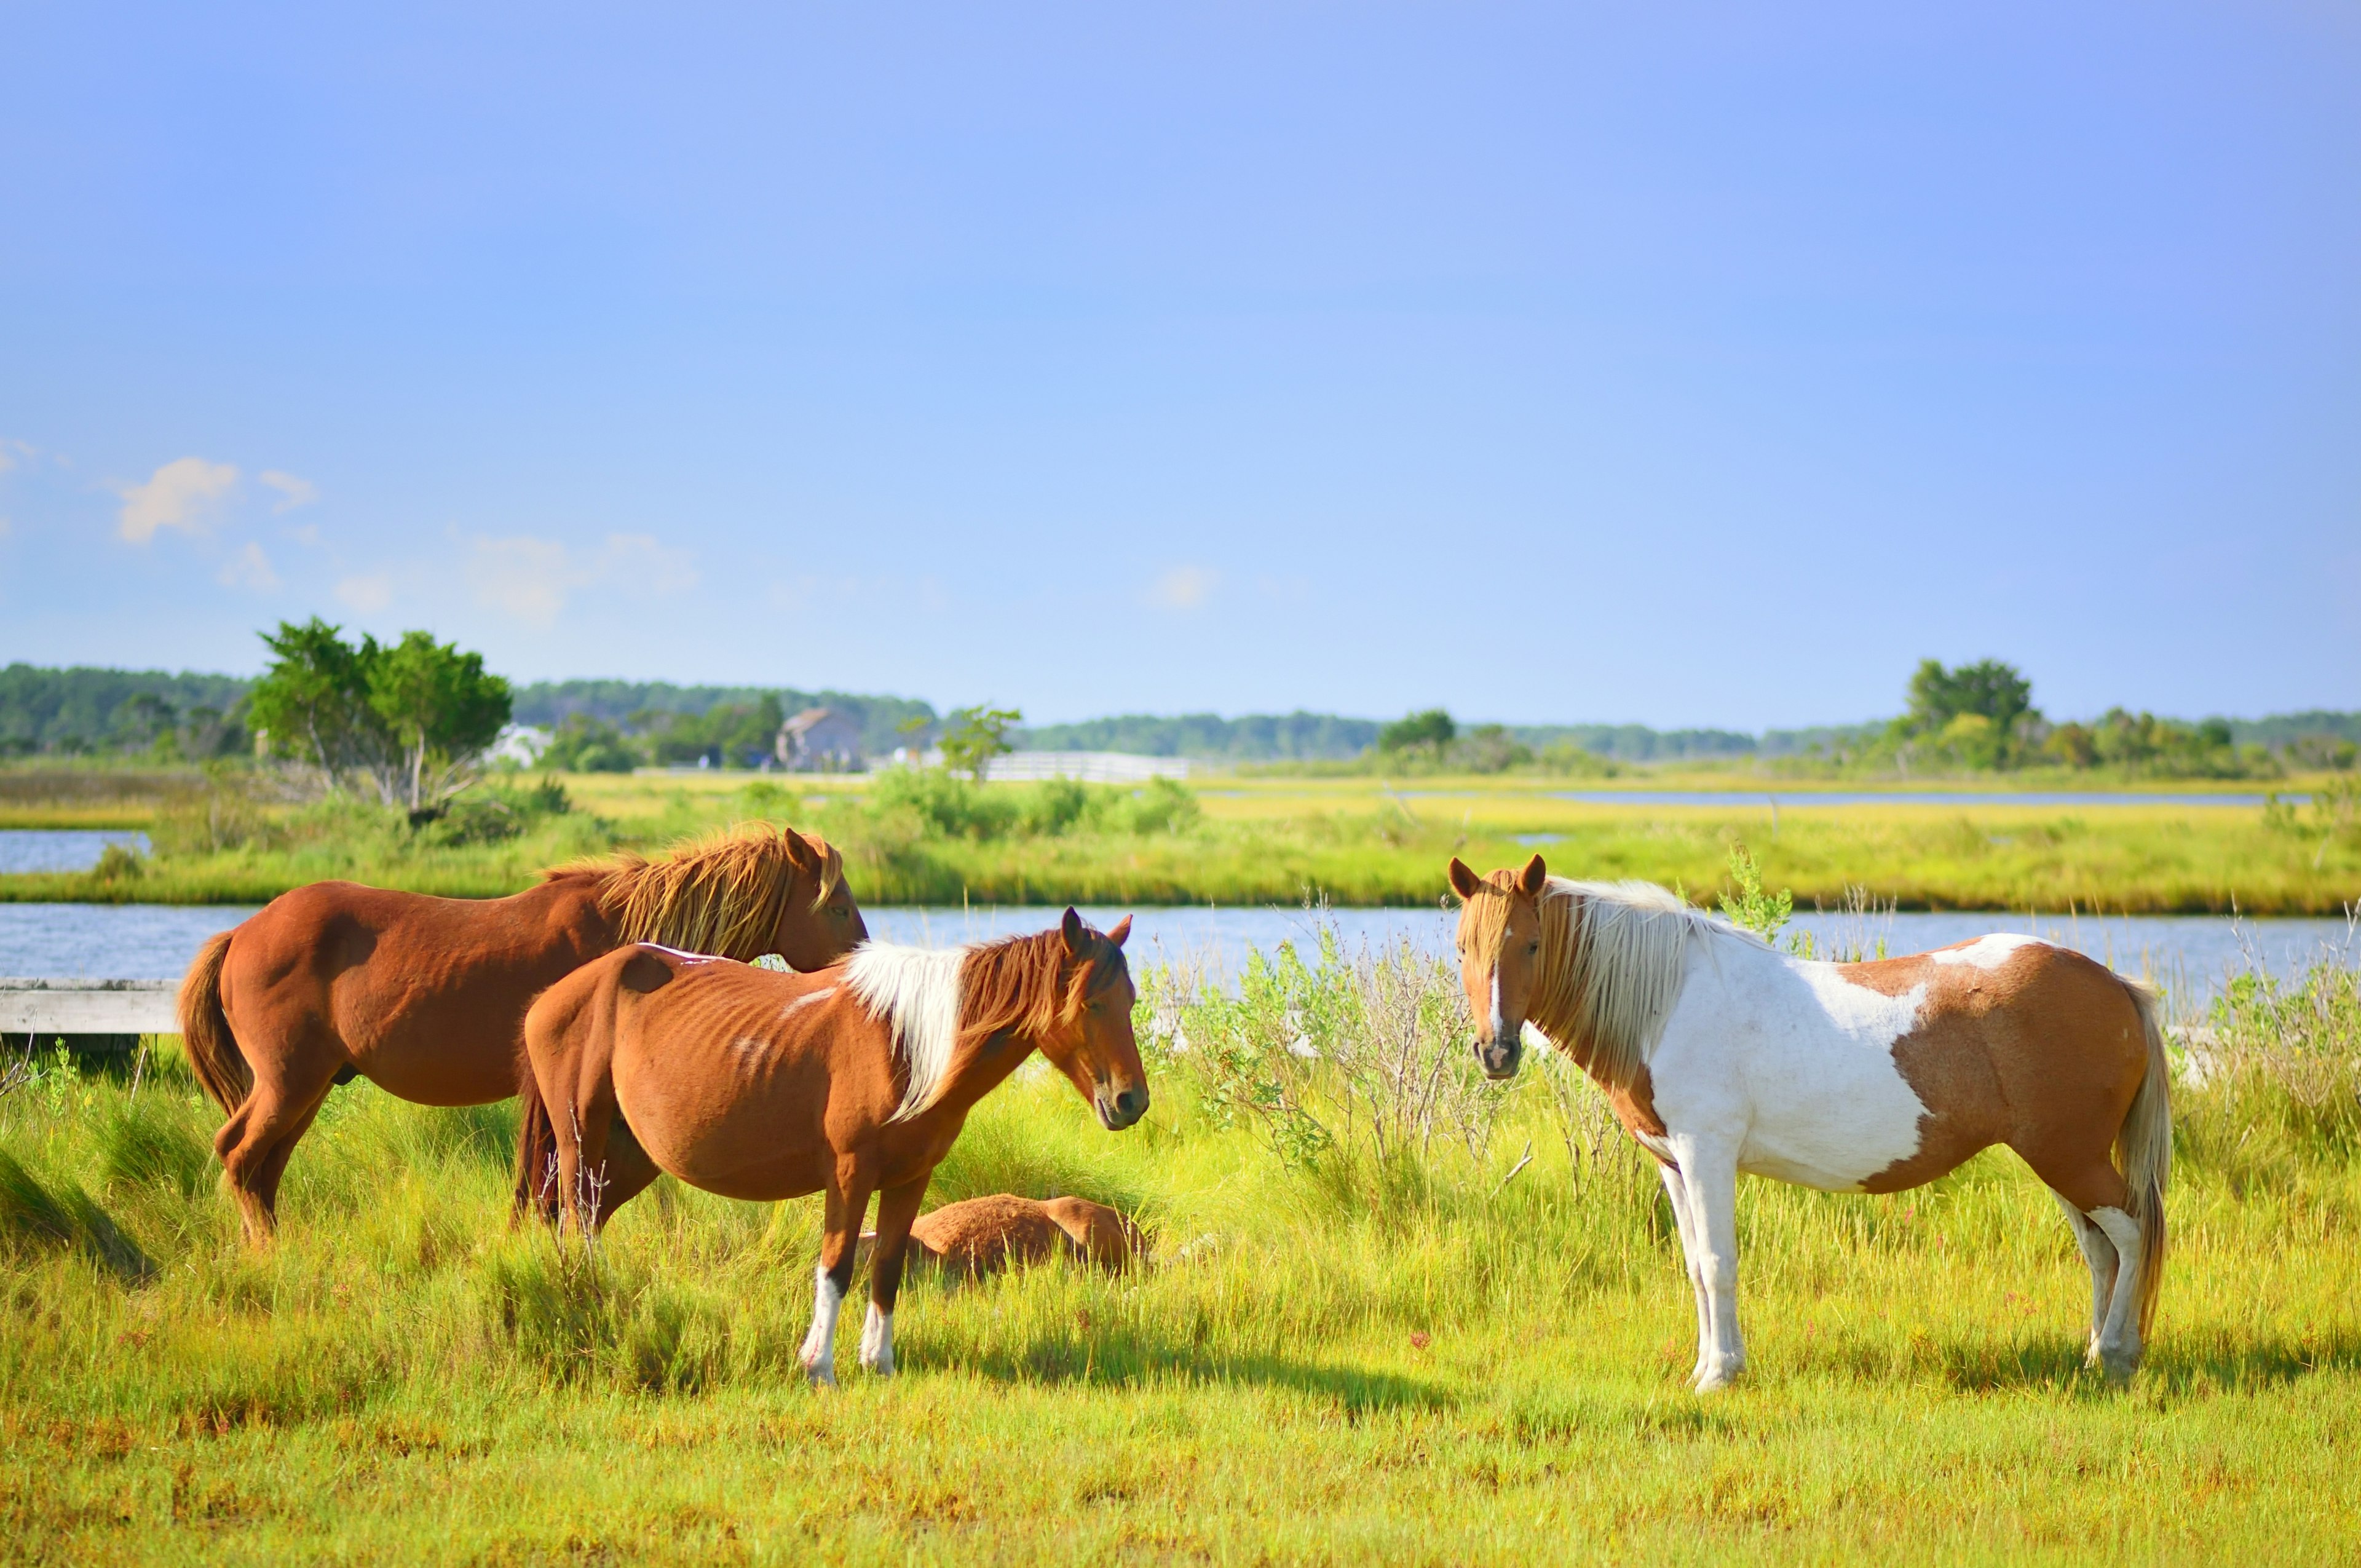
[
  {"left": 1, "top": 900, "right": 2351, "bottom": 1019},
  {"left": 4, "top": 827, "right": 2349, "bottom": 1012}
]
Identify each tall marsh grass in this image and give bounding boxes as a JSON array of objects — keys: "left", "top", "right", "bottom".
[{"left": 4, "top": 925, "right": 2361, "bottom": 1559}]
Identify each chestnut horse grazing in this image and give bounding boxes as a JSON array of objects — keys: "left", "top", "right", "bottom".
[
  {"left": 522, "top": 909, "right": 1147, "bottom": 1385},
  {"left": 1449, "top": 855, "right": 2172, "bottom": 1390},
  {"left": 177, "top": 825, "right": 863, "bottom": 1242}
]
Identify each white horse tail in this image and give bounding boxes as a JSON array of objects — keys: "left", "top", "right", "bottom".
[{"left": 2119, "top": 981, "right": 2173, "bottom": 1341}]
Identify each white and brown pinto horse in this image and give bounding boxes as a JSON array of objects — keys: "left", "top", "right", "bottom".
[
  {"left": 1449, "top": 855, "right": 2172, "bottom": 1390},
  {"left": 523, "top": 909, "right": 1148, "bottom": 1385}
]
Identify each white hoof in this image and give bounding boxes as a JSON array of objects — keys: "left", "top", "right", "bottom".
[
  {"left": 802, "top": 1360, "right": 838, "bottom": 1389},
  {"left": 1691, "top": 1358, "right": 1743, "bottom": 1393}
]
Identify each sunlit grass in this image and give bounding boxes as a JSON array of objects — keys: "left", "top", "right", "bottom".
[{"left": 4, "top": 940, "right": 2359, "bottom": 1563}]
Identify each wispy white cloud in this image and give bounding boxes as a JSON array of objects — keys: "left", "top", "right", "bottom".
[
  {"left": 1148, "top": 564, "right": 1219, "bottom": 611},
  {"left": 0, "top": 438, "right": 34, "bottom": 474},
  {"left": 285, "top": 522, "right": 322, "bottom": 547},
  {"left": 336, "top": 572, "right": 394, "bottom": 612},
  {"left": 598, "top": 532, "right": 699, "bottom": 595},
  {"left": 467, "top": 531, "right": 697, "bottom": 628},
  {"left": 259, "top": 470, "right": 318, "bottom": 512},
  {"left": 117, "top": 457, "right": 239, "bottom": 544},
  {"left": 216, "top": 540, "right": 280, "bottom": 592}
]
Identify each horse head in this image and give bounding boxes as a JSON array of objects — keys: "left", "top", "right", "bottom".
[
  {"left": 770, "top": 831, "right": 869, "bottom": 969},
  {"left": 1448, "top": 852, "right": 1549, "bottom": 1079},
  {"left": 1040, "top": 908, "right": 1149, "bottom": 1130}
]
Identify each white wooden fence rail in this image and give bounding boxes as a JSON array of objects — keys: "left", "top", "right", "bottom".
[{"left": 1, "top": 978, "right": 181, "bottom": 1042}]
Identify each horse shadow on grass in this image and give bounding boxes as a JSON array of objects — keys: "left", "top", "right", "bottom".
[
  {"left": 1800, "top": 1329, "right": 2361, "bottom": 1396},
  {"left": 933, "top": 1325, "right": 1454, "bottom": 1417}
]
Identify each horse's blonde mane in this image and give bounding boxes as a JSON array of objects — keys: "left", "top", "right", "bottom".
[
  {"left": 552, "top": 823, "right": 842, "bottom": 962},
  {"left": 1461, "top": 874, "right": 1731, "bottom": 1090}
]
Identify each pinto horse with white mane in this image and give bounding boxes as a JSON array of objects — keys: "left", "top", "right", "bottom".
[
  {"left": 1449, "top": 855, "right": 2171, "bottom": 1390},
  {"left": 178, "top": 825, "right": 864, "bottom": 1243},
  {"left": 522, "top": 909, "right": 1147, "bottom": 1385}
]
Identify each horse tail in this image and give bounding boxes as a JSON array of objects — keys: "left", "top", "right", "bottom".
[
  {"left": 512, "top": 1052, "right": 560, "bottom": 1225},
  {"left": 2119, "top": 981, "right": 2173, "bottom": 1341},
  {"left": 177, "top": 930, "right": 250, "bottom": 1114}
]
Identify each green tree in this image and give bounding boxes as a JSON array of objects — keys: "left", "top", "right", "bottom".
[
  {"left": 1378, "top": 708, "right": 1455, "bottom": 753},
  {"left": 247, "top": 619, "right": 396, "bottom": 788},
  {"left": 368, "top": 631, "right": 512, "bottom": 813},
  {"left": 940, "top": 705, "right": 1021, "bottom": 778},
  {"left": 247, "top": 620, "right": 510, "bottom": 810},
  {"left": 1905, "top": 659, "right": 2033, "bottom": 735}
]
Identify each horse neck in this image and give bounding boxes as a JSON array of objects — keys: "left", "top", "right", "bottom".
[
  {"left": 526, "top": 870, "right": 628, "bottom": 943},
  {"left": 925, "top": 1028, "right": 1044, "bottom": 1121}
]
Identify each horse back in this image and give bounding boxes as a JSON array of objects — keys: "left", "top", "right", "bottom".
[{"left": 221, "top": 876, "right": 617, "bottom": 1103}]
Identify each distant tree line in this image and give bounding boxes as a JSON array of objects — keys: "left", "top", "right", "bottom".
[
  {"left": 0, "top": 663, "right": 253, "bottom": 759},
  {"left": 4, "top": 652, "right": 2354, "bottom": 778},
  {"left": 515, "top": 680, "right": 938, "bottom": 771},
  {"left": 1010, "top": 711, "right": 1382, "bottom": 761}
]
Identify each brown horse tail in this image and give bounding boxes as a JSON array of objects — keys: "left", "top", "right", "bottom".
[
  {"left": 513, "top": 1055, "right": 561, "bottom": 1225},
  {"left": 2119, "top": 981, "right": 2173, "bottom": 1341},
  {"left": 178, "top": 930, "right": 250, "bottom": 1114}
]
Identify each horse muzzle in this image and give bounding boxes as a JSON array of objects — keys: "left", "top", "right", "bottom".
[
  {"left": 1474, "top": 1037, "right": 1523, "bottom": 1080},
  {"left": 1097, "top": 1084, "right": 1150, "bottom": 1130}
]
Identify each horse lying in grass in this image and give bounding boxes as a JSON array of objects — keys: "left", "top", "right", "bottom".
[
  {"left": 522, "top": 908, "right": 1148, "bottom": 1385},
  {"left": 177, "top": 825, "right": 864, "bottom": 1243},
  {"left": 878, "top": 1194, "right": 1150, "bottom": 1280},
  {"left": 1449, "top": 854, "right": 2171, "bottom": 1391}
]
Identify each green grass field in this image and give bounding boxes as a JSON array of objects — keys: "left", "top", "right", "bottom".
[
  {"left": 4, "top": 937, "right": 2357, "bottom": 1564},
  {"left": 4, "top": 769, "right": 2357, "bottom": 914}
]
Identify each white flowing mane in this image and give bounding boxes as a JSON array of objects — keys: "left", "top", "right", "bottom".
[
  {"left": 1530, "top": 877, "right": 1757, "bottom": 1090},
  {"left": 843, "top": 941, "right": 968, "bottom": 1122}
]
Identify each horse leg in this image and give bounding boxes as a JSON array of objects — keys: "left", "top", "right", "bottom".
[
  {"left": 1658, "top": 1163, "right": 1712, "bottom": 1385},
  {"left": 1674, "top": 1142, "right": 1746, "bottom": 1392},
  {"left": 2086, "top": 1207, "right": 2145, "bottom": 1383},
  {"left": 213, "top": 1039, "right": 342, "bottom": 1245},
  {"left": 589, "top": 1118, "right": 663, "bottom": 1227},
  {"left": 800, "top": 1157, "right": 876, "bottom": 1388},
  {"left": 2050, "top": 1190, "right": 2119, "bottom": 1357},
  {"left": 861, "top": 1178, "right": 929, "bottom": 1377},
  {"left": 2029, "top": 1152, "right": 2142, "bottom": 1382}
]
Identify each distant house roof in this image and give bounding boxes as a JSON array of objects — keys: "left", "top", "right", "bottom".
[{"left": 777, "top": 707, "right": 865, "bottom": 769}]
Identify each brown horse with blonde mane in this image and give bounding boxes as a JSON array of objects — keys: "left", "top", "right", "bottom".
[
  {"left": 177, "top": 825, "right": 864, "bottom": 1242},
  {"left": 522, "top": 908, "right": 1147, "bottom": 1385}
]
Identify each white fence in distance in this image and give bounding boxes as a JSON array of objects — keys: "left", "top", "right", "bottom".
[{"left": 982, "top": 751, "right": 1191, "bottom": 784}]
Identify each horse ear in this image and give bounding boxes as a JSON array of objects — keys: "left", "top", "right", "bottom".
[
  {"left": 1061, "top": 906, "right": 1086, "bottom": 956},
  {"left": 1107, "top": 915, "right": 1133, "bottom": 948},
  {"left": 1518, "top": 854, "right": 1548, "bottom": 897},
  {"left": 1447, "top": 857, "right": 1482, "bottom": 900},
  {"left": 781, "top": 830, "right": 819, "bottom": 875}
]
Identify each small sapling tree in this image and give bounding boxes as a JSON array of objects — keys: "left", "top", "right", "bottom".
[{"left": 940, "top": 705, "right": 1021, "bottom": 780}]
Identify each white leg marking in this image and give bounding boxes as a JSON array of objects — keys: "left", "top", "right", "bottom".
[
  {"left": 1659, "top": 1164, "right": 1712, "bottom": 1384},
  {"left": 1680, "top": 1145, "right": 1746, "bottom": 1393},
  {"left": 860, "top": 1301, "right": 895, "bottom": 1376},
  {"left": 2051, "top": 1190, "right": 2118, "bottom": 1352},
  {"left": 2087, "top": 1206, "right": 2143, "bottom": 1381},
  {"left": 799, "top": 1265, "right": 845, "bottom": 1387}
]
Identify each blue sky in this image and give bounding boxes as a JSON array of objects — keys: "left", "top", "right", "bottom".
[{"left": 2, "top": 2, "right": 2355, "bottom": 728}]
